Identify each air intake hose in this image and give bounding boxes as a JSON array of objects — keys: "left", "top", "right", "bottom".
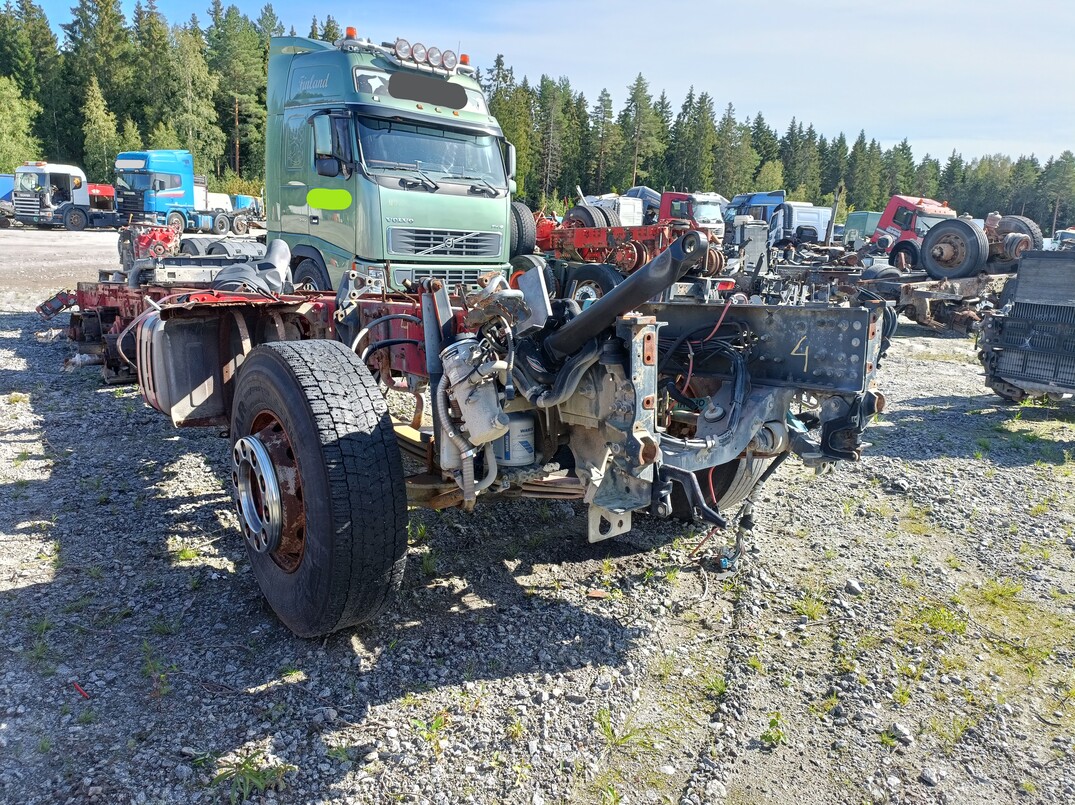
[{"left": 543, "top": 230, "right": 707, "bottom": 361}]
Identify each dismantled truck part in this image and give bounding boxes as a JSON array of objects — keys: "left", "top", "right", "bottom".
[{"left": 118, "top": 230, "right": 889, "bottom": 636}]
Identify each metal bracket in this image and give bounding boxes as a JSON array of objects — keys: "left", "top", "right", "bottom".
[{"left": 587, "top": 505, "right": 632, "bottom": 542}]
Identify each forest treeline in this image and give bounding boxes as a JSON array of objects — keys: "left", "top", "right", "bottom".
[{"left": 1, "top": 1, "right": 1073, "bottom": 230}]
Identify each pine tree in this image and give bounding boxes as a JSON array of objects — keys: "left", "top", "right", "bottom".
[
  {"left": 822, "top": 132, "right": 848, "bottom": 195},
  {"left": 172, "top": 24, "right": 226, "bottom": 170},
  {"left": 647, "top": 90, "right": 672, "bottom": 188},
  {"left": 882, "top": 138, "right": 916, "bottom": 197},
  {"left": 913, "top": 154, "right": 941, "bottom": 200},
  {"left": 130, "top": 0, "right": 175, "bottom": 132},
  {"left": 0, "top": 73, "right": 41, "bottom": 171},
  {"left": 615, "top": 74, "right": 662, "bottom": 188},
  {"left": 1008, "top": 155, "right": 1041, "bottom": 216},
  {"left": 81, "top": 75, "right": 120, "bottom": 181},
  {"left": 206, "top": 5, "right": 267, "bottom": 176},
  {"left": 148, "top": 120, "right": 182, "bottom": 149},
  {"left": 779, "top": 118, "right": 802, "bottom": 190},
  {"left": 713, "top": 104, "right": 757, "bottom": 197},
  {"left": 532, "top": 75, "right": 564, "bottom": 199},
  {"left": 847, "top": 131, "right": 874, "bottom": 211},
  {"left": 940, "top": 150, "right": 965, "bottom": 205},
  {"left": 307, "top": 16, "right": 318, "bottom": 38},
  {"left": 750, "top": 113, "right": 779, "bottom": 172},
  {"left": 589, "top": 88, "right": 620, "bottom": 192},
  {"left": 688, "top": 92, "right": 719, "bottom": 192},
  {"left": 665, "top": 87, "right": 695, "bottom": 191},
  {"left": 794, "top": 124, "right": 821, "bottom": 201},
  {"left": 63, "top": 0, "right": 135, "bottom": 120},
  {"left": 1037, "top": 151, "right": 1075, "bottom": 233},
  {"left": 254, "top": 3, "right": 282, "bottom": 41},
  {"left": 0, "top": 2, "right": 35, "bottom": 97},
  {"left": 320, "top": 15, "right": 340, "bottom": 42}
]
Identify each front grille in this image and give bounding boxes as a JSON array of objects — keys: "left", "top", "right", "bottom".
[
  {"left": 117, "top": 190, "right": 144, "bottom": 214},
  {"left": 14, "top": 196, "right": 41, "bottom": 215},
  {"left": 388, "top": 227, "right": 502, "bottom": 258}
]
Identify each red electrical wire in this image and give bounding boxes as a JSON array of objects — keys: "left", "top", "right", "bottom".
[{"left": 700, "top": 296, "right": 734, "bottom": 344}]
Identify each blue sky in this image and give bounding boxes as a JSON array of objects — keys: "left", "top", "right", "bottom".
[{"left": 39, "top": 0, "right": 1075, "bottom": 163}]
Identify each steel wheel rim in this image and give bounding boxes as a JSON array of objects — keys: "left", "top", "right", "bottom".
[
  {"left": 572, "top": 280, "right": 603, "bottom": 304},
  {"left": 232, "top": 411, "right": 307, "bottom": 572}
]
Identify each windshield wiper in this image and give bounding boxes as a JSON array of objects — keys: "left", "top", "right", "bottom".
[
  {"left": 367, "top": 160, "right": 439, "bottom": 191},
  {"left": 442, "top": 174, "right": 499, "bottom": 197}
]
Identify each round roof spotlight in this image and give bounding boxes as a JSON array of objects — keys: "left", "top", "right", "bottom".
[
  {"left": 426, "top": 46, "right": 442, "bottom": 68},
  {"left": 394, "top": 38, "right": 411, "bottom": 59},
  {"left": 442, "top": 50, "right": 458, "bottom": 69},
  {"left": 411, "top": 42, "right": 427, "bottom": 63}
]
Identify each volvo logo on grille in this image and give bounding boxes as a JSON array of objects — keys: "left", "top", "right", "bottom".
[{"left": 385, "top": 216, "right": 414, "bottom": 224}]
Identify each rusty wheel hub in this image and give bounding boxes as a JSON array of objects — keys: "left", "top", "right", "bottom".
[
  {"left": 232, "top": 412, "right": 306, "bottom": 572},
  {"left": 931, "top": 234, "right": 966, "bottom": 268}
]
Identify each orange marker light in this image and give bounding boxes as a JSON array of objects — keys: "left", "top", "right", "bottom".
[
  {"left": 345, "top": 26, "right": 357, "bottom": 38},
  {"left": 459, "top": 53, "right": 470, "bottom": 65}
]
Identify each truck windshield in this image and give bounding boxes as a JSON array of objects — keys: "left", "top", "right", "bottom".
[
  {"left": 916, "top": 215, "right": 949, "bottom": 234},
  {"left": 356, "top": 116, "right": 507, "bottom": 188},
  {"left": 115, "top": 172, "right": 152, "bottom": 191},
  {"left": 691, "top": 202, "right": 723, "bottom": 224},
  {"left": 15, "top": 172, "right": 44, "bottom": 192}
]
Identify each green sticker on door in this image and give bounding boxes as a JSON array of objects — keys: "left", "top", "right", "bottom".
[{"left": 306, "top": 188, "right": 352, "bottom": 211}]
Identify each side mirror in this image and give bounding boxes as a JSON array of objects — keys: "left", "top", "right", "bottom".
[
  {"left": 315, "top": 157, "right": 341, "bottom": 178},
  {"left": 505, "top": 141, "right": 517, "bottom": 181},
  {"left": 152, "top": 179, "right": 165, "bottom": 192}
]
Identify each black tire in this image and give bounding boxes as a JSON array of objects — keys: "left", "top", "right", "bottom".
[
  {"left": 889, "top": 243, "right": 917, "bottom": 269},
  {"left": 232, "top": 215, "right": 249, "bottom": 236},
  {"left": 998, "top": 215, "right": 1043, "bottom": 251},
  {"left": 861, "top": 265, "right": 903, "bottom": 281},
  {"left": 166, "top": 211, "right": 186, "bottom": 232},
  {"left": 565, "top": 262, "right": 623, "bottom": 303},
  {"left": 920, "top": 218, "right": 989, "bottom": 280},
  {"left": 509, "top": 212, "right": 519, "bottom": 257},
  {"left": 212, "top": 213, "right": 230, "bottom": 235},
  {"left": 564, "top": 204, "right": 602, "bottom": 229},
  {"left": 63, "top": 207, "right": 88, "bottom": 232},
  {"left": 510, "top": 201, "right": 537, "bottom": 257},
  {"left": 600, "top": 207, "right": 622, "bottom": 228},
  {"left": 670, "top": 457, "right": 767, "bottom": 521},
  {"left": 293, "top": 258, "right": 332, "bottom": 291},
  {"left": 230, "top": 340, "right": 407, "bottom": 637}
]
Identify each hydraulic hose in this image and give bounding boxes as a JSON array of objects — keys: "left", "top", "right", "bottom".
[
  {"left": 349, "top": 313, "right": 423, "bottom": 353},
  {"left": 532, "top": 339, "right": 601, "bottom": 408},
  {"left": 475, "top": 444, "right": 498, "bottom": 493},
  {"left": 436, "top": 376, "right": 477, "bottom": 505}
]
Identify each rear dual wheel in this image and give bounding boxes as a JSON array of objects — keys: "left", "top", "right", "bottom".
[{"left": 230, "top": 340, "right": 408, "bottom": 637}]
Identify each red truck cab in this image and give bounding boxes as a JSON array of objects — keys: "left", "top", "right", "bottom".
[
  {"left": 871, "top": 194, "right": 956, "bottom": 268},
  {"left": 657, "top": 191, "right": 727, "bottom": 241}
]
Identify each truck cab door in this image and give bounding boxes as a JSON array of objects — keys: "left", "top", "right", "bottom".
[{"left": 308, "top": 112, "right": 357, "bottom": 269}]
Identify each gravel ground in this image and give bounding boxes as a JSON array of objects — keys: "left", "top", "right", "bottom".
[{"left": 1, "top": 232, "right": 1074, "bottom": 804}]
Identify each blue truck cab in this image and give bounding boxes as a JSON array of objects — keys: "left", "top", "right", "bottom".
[
  {"left": 723, "top": 190, "right": 787, "bottom": 226},
  {"left": 114, "top": 150, "right": 232, "bottom": 233}
]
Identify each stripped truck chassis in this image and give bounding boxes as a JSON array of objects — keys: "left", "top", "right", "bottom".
[
  {"left": 979, "top": 250, "right": 1075, "bottom": 402},
  {"left": 129, "top": 232, "right": 886, "bottom": 636}
]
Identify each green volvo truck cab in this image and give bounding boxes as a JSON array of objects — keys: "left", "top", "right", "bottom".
[{"left": 266, "top": 31, "right": 517, "bottom": 292}]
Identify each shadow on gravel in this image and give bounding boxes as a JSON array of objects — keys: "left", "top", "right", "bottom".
[
  {"left": 867, "top": 390, "right": 1075, "bottom": 466},
  {"left": 0, "top": 309, "right": 656, "bottom": 801}
]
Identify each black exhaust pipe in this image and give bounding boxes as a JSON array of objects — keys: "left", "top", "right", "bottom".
[{"left": 543, "top": 230, "right": 707, "bottom": 361}]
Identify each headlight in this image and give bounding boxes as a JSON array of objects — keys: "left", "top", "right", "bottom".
[
  {"left": 426, "top": 47, "right": 442, "bottom": 67},
  {"left": 394, "top": 38, "right": 411, "bottom": 59},
  {"left": 411, "top": 42, "right": 427, "bottom": 63},
  {"left": 442, "top": 50, "right": 458, "bottom": 70}
]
